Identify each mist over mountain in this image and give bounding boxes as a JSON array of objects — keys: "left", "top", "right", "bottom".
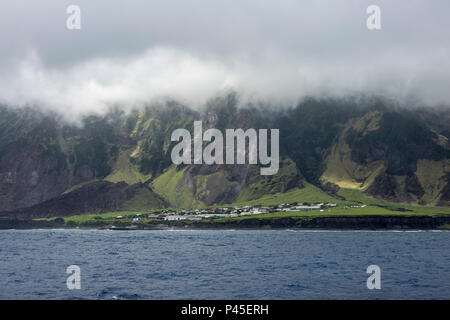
[
  {"left": 1, "top": 0, "right": 450, "bottom": 121},
  {"left": 1, "top": 45, "right": 449, "bottom": 123},
  {"left": 1, "top": 1, "right": 449, "bottom": 217},
  {"left": 1, "top": 95, "right": 449, "bottom": 218}
]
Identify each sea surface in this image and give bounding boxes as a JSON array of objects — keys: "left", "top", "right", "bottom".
[{"left": 0, "top": 229, "right": 449, "bottom": 299}]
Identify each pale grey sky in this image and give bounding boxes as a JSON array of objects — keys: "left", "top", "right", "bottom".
[{"left": 0, "top": 0, "right": 449, "bottom": 117}]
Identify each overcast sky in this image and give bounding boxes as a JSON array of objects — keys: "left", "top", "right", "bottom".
[{"left": 0, "top": 0, "right": 449, "bottom": 118}]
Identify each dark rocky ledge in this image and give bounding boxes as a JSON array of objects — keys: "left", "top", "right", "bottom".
[{"left": 1, "top": 215, "right": 450, "bottom": 230}]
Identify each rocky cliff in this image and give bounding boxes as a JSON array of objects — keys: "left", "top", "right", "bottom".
[{"left": 1, "top": 96, "right": 449, "bottom": 216}]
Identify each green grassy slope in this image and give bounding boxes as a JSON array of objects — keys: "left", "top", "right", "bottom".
[{"left": 230, "top": 182, "right": 344, "bottom": 207}]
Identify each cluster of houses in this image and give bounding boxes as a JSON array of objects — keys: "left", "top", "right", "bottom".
[{"left": 116, "top": 202, "right": 339, "bottom": 222}]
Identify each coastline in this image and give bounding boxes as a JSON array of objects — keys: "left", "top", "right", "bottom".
[{"left": 1, "top": 214, "right": 450, "bottom": 230}]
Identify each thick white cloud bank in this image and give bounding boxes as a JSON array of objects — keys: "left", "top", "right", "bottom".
[
  {"left": 1, "top": 46, "right": 449, "bottom": 121},
  {"left": 1, "top": 1, "right": 450, "bottom": 121}
]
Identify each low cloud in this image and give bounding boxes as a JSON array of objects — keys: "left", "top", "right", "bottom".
[
  {"left": 1, "top": 1, "right": 450, "bottom": 120},
  {"left": 1, "top": 46, "right": 449, "bottom": 122}
]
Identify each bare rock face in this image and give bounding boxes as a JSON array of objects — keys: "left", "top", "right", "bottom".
[
  {"left": 438, "top": 175, "right": 450, "bottom": 206},
  {"left": 365, "top": 173, "right": 402, "bottom": 201},
  {"left": 321, "top": 108, "right": 450, "bottom": 205},
  {"left": 0, "top": 141, "right": 95, "bottom": 212},
  {"left": 1, "top": 96, "right": 450, "bottom": 217},
  {"left": 183, "top": 164, "right": 249, "bottom": 206},
  {"left": 0, "top": 107, "right": 117, "bottom": 212}
]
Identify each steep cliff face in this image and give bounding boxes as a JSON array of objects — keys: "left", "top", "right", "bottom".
[
  {"left": 148, "top": 97, "right": 304, "bottom": 207},
  {"left": 0, "top": 110, "right": 85, "bottom": 211},
  {"left": 320, "top": 109, "right": 450, "bottom": 205},
  {"left": 0, "top": 107, "right": 122, "bottom": 212},
  {"left": 1, "top": 97, "right": 449, "bottom": 216},
  {"left": 150, "top": 157, "right": 303, "bottom": 208}
]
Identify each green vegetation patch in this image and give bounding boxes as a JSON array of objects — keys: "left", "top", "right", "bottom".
[
  {"left": 231, "top": 182, "right": 344, "bottom": 207},
  {"left": 105, "top": 150, "right": 152, "bottom": 185},
  {"left": 152, "top": 165, "right": 206, "bottom": 208}
]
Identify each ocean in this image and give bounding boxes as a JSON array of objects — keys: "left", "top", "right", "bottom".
[{"left": 0, "top": 229, "right": 449, "bottom": 299}]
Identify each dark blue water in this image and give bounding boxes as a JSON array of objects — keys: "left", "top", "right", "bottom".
[{"left": 0, "top": 229, "right": 449, "bottom": 299}]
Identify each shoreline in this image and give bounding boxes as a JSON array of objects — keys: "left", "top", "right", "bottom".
[{"left": 1, "top": 214, "right": 450, "bottom": 230}]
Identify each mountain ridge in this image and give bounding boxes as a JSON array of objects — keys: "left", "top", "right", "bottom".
[{"left": 1, "top": 96, "right": 449, "bottom": 217}]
